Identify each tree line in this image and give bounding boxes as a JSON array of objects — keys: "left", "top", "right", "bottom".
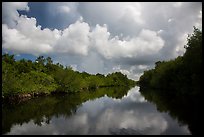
[
  {"left": 139, "top": 27, "right": 202, "bottom": 98},
  {"left": 2, "top": 54, "right": 136, "bottom": 99}
]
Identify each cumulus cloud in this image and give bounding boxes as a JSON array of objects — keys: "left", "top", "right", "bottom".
[
  {"left": 2, "top": 15, "right": 60, "bottom": 56},
  {"left": 91, "top": 25, "right": 164, "bottom": 59},
  {"left": 2, "top": 17, "right": 90, "bottom": 56},
  {"left": 2, "top": 3, "right": 164, "bottom": 64},
  {"left": 55, "top": 19, "right": 90, "bottom": 56},
  {"left": 78, "top": 2, "right": 144, "bottom": 36},
  {"left": 140, "top": 2, "right": 202, "bottom": 59},
  {"left": 2, "top": 2, "right": 29, "bottom": 28},
  {"left": 112, "top": 64, "right": 152, "bottom": 80},
  {"left": 83, "top": 2, "right": 201, "bottom": 61}
]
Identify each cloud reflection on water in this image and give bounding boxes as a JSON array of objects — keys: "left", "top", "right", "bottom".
[{"left": 6, "top": 87, "right": 190, "bottom": 135}]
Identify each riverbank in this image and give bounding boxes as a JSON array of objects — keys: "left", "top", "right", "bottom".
[{"left": 2, "top": 84, "right": 137, "bottom": 104}]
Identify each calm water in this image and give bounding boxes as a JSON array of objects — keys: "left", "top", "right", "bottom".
[{"left": 2, "top": 86, "right": 190, "bottom": 135}]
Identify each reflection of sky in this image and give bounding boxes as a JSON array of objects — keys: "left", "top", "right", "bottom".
[{"left": 6, "top": 87, "right": 190, "bottom": 135}]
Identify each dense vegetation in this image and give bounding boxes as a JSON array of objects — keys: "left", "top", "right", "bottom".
[
  {"left": 138, "top": 27, "right": 202, "bottom": 135},
  {"left": 2, "top": 53, "right": 136, "bottom": 100}
]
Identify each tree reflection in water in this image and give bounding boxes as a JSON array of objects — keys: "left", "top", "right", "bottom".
[{"left": 139, "top": 87, "right": 201, "bottom": 135}]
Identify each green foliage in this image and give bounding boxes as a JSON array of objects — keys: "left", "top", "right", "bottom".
[
  {"left": 2, "top": 54, "right": 15, "bottom": 64},
  {"left": 35, "top": 55, "right": 46, "bottom": 65},
  {"left": 139, "top": 27, "right": 202, "bottom": 97},
  {"left": 2, "top": 54, "right": 136, "bottom": 99}
]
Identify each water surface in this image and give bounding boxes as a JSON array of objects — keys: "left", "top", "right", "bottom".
[{"left": 2, "top": 86, "right": 190, "bottom": 135}]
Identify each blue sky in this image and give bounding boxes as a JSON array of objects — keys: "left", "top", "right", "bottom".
[
  {"left": 18, "top": 2, "right": 80, "bottom": 30},
  {"left": 18, "top": 3, "right": 49, "bottom": 29},
  {"left": 2, "top": 2, "right": 202, "bottom": 80}
]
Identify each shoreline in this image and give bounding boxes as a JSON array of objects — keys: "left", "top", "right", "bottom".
[{"left": 2, "top": 85, "right": 136, "bottom": 104}]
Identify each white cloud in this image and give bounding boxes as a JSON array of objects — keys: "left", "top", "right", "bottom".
[
  {"left": 2, "top": 2, "right": 29, "bottom": 28},
  {"left": 175, "top": 33, "right": 188, "bottom": 56},
  {"left": 78, "top": 2, "right": 143, "bottom": 24},
  {"left": 2, "top": 15, "right": 59, "bottom": 56},
  {"left": 3, "top": 12, "right": 91, "bottom": 56},
  {"left": 48, "top": 2, "right": 78, "bottom": 15},
  {"left": 195, "top": 10, "right": 202, "bottom": 29},
  {"left": 78, "top": 2, "right": 144, "bottom": 37},
  {"left": 198, "top": 10, "right": 202, "bottom": 18},
  {"left": 111, "top": 65, "right": 149, "bottom": 80},
  {"left": 2, "top": 24, "right": 53, "bottom": 56},
  {"left": 90, "top": 25, "right": 164, "bottom": 59},
  {"left": 57, "top": 5, "right": 70, "bottom": 13},
  {"left": 55, "top": 18, "right": 90, "bottom": 56},
  {"left": 138, "top": 65, "right": 148, "bottom": 70},
  {"left": 120, "top": 3, "right": 144, "bottom": 25}
]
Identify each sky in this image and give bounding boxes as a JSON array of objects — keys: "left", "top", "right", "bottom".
[{"left": 2, "top": 2, "right": 202, "bottom": 80}]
